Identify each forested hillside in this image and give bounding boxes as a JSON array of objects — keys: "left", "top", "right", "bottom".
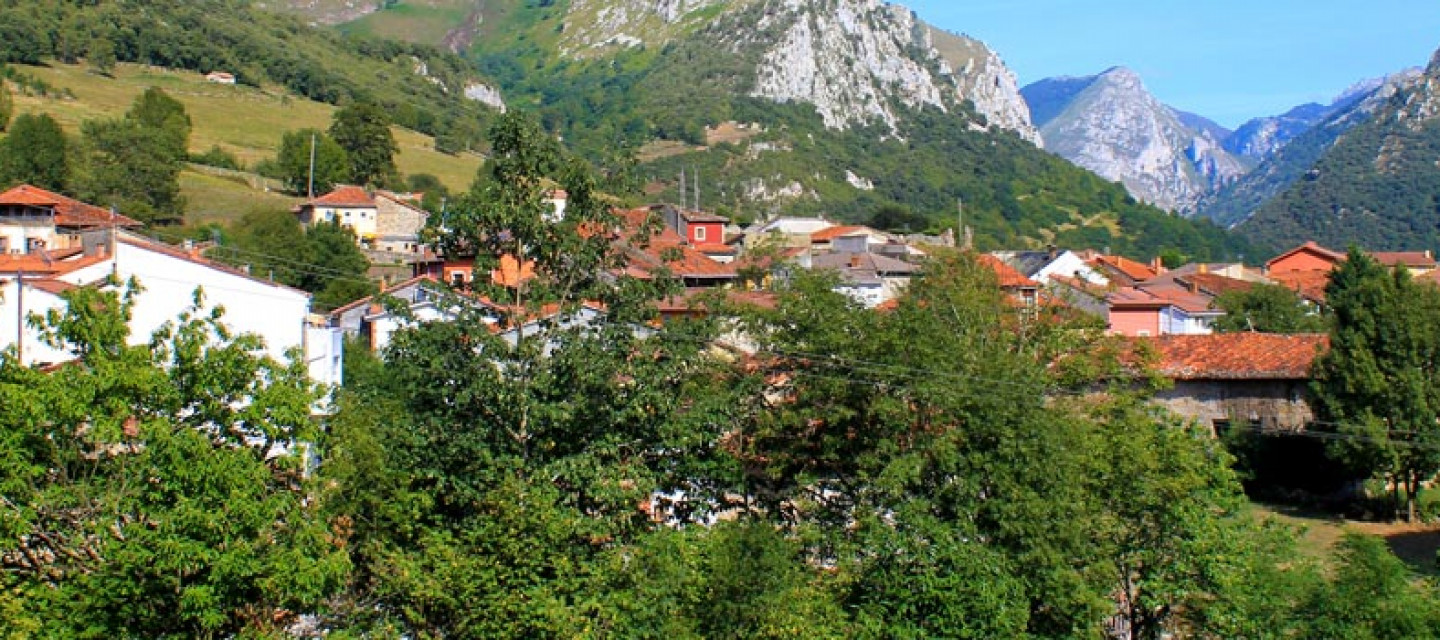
[{"left": 1238, "top": 52, "right": 1440, "bottom": 252}]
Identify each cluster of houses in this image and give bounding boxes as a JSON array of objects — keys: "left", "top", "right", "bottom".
[
  {"left": 4, "top": 179, "right": 1427, "bottom": 436},
  {"left": 0, "top": 185, "right": 343, "bottom": 390}
]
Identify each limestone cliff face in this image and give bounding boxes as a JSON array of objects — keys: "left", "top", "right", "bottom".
[
  {"left": 558, "top": 0, "right": 729, "bottom": 56},
  {"left": 1023, "top": 67, "right": 1248, "bottom": 213},
  {"left": 742, "top": 0, "right": 1037, "bottom": 140}
]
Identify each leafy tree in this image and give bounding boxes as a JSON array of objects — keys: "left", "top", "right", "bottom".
[
  {"left": 0, "top": 79, "right": 11, "bottom": 131},
  {"left": 0, "top": 282, "right": 349, "bottom": 637},
  {"left": 329, "top": 101, "right": 399, "bottom": 187},
  {"left": 1212, "top": 281, "right": 1327, "bottom": 333},
  {"left": 218, "top": 208, "right": 375, "bottom": 310},
  {"left": 126, "top": 86, "right": 191, "bottom": 160},
  {"left": 0, "top": 113, "right": 69, "bottom": 191},
  {"left": 1311, "top": 248, "right": 1440, "bottom": 521},
  {"left": 75, "top": 117, "right": 186, "bottom": 224},
  {"left": 1300, "top": 533, "right": 1440, "bottom": 638},
  {"left": 75, "top": 89, "right": 191, "bottom": 224},
  {"left": 867, "top": 202, "right": 928, "bottom": 233},
  {"left": 276, "top": 128, "right": 349, "bottom": 196},
  {"left": 87, "top": 36, "right": 116, "bottom": 76}
]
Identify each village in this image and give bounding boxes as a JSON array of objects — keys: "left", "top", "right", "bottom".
[{"left": 0, "top": 180, "right": 1404, "bottom": 441}]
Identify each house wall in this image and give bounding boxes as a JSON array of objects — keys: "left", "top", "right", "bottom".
[
  {"left": 62, "top": 241, "right": 312, "bottom": 367},
  {"left": 689, "top": 222, "right": 721, "bottom": 245},
  {"left": 1159, "top": 307, "right": 1214, "bottom": 336},
  {"left": 0, "top": 280, "right": 72, "bottom": 365},
  {"left": 304, "top": 205, "right": 378, "bottom": 241},
  {"left": 1153, "top": 379, "right": 1315, "bottom": 432},
  {"left": 1268, "top": 251, "right": 1336, "bottom": 274},
  {"left": 1034, "top": 251, "right": 1106, "bottom": 285},
  {"left": 374, "top": 198, "right": 427, "bottom": 254},
  {"left": 1109, "top": 307, "right": 1160, "bottom": 336},
  {"left": 832, "top": 235, "right": 869, "bottom": 254}
]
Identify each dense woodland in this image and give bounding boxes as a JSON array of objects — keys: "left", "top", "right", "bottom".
[{"left": 2, "top": 113, "right": 1438, "bottom": 638}]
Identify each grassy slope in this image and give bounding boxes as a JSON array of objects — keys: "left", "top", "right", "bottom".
[
  {"left": 1251, "top": 501, "right": 1440, "bottom": 578},
  {"left": 7, "top": 62, "right": 483, "bottom": 224},
  {"left": 340, "top": 1, "right": 478, "bottom": 45}
]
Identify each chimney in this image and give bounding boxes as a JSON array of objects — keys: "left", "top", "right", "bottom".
[
  {"left": 849, "top": 254, "right": 862, "bottom": 268},
  {"left": 1198, "top": 263, "right": 1208, "bottom": 275},
  {"left": 1047, "top": 244, "right": 1058, "bottom": 260},
  {"left": 1151, "top": 256, "right": 1166, "bottom": 274}
]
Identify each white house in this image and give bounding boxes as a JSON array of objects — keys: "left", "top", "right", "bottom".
[
  {"left": 0, "top": 230, "right": 343, "bottom": 388},
  {"left": 293, "top": 185, "right": 380, "bottom": 243},
  {"left": 992, "top": 249, "right": 1106, "bottom": 286}
]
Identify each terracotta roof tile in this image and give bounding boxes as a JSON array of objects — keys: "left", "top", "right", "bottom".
[
  {"left": 615, "top": 207, "right": 737, "bottom": 280},
  {"left": 0, "top": 184, "right": 141, "bottom": 228},
  {"left": 1265, "top": 241, "right": 1344, "bottom": 271},
  {"left": 809, "top": 225, "right": 870, "bottom": 243},
  {"left": 1090, "top": 254, "right": 1157, "bottom": 282},
  {"left": 308, "top": 185, "right": 374, "bottom": 207},
  {"left": 1137, "top": 333, "right": 1329, "bottom": 380},
  {"left": 1269, "top": 270, "right": 1331, "bottom": 303},
  {"left": 1369, "top": 251, "right": 1435, "bottom": 268},
  {"left": 1177, "top": 273, "right": 1255, "bottom": 297},
  {"left": 491, "top": 254, "right": 537, "bottom": 288},
  {"left": 977, "top": 254, "right": 1039, "bottom": 289}
]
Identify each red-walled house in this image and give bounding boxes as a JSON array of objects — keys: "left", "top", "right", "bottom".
[{"left": 1265, "top": 242, "right": 1344, "bottom": 275}]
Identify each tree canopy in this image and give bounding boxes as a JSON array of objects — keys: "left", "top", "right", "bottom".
[
  {"left": 0, "top": 112, "right": 68, "bottom": 191},
  {"left": 329, "top": 101, "right": 399, "bottom": 188}
]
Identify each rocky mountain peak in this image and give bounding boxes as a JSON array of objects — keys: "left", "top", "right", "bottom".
[
  {"left": 740, "top": 0, "right": 1037, "bottom": 141},
  {"left": 1022, "top": 67, "right": 1249, "bottom": 212}
]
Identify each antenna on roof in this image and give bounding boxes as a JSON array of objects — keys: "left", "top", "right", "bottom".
[
  {"left": 307, "top": 131, "right": 317, "bottom": 200},
  {"left": 678, "top": 169, "right": 686, "bottom": 209}
]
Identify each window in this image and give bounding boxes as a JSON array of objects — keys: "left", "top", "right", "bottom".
[
  {"left": 1136, "top": 330, "right": 1150, "bottom": 337},
  {"left": 694, "top": 226, "right": 707, "bottom": 242},
  {"left": 451, "top": 271, "right": 466, "bottom": 288}
]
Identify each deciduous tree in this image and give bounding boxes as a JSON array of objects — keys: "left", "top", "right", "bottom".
[
  {"left": 0, "top": 113, "right": 68, "bottom": 191},
  {"left": 276, "top": 128, "right": 349, "bottom": 196},
  {"left": 329, "top": 101, "right": 398, "bottom": 187}
]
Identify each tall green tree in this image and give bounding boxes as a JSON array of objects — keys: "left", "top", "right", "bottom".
[
  {"left": 329, "top": 101, "right": 398, "bottom": 187},
  {"left": 1311, "top": 248, "right": 1440, "bottom": 521},
  {"left": 276, "top": 128, "right": 349, "bottom": 196},
  {"left": 1212, "top": 281, "right": 1327, "bottom": 333},
  {"left": 0, "top": 283, "right": 349, "bottom": 637},
  {"left": 75, "top": 88, "right": 191, "bottom": 224},
  {"left": 87, "top": 36, "right": 116, "bottom": 76},
  {"left": 218, "top": 208, "right": 375, "bottom": 310},
  {"left": 0, "top": 113, "right": 68, "bottom": 190},
  {"left": 0, "top": 79, "right": 12, "bottom": 131}
]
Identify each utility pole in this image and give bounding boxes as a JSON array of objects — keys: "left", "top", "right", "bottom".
[
  {"left": 307, "top": 131, "right": 317, "bottom": 200},
  {"left": 15, "top": 268, "right": 23, "bottom": 364},
  {"left": 694, "top": 167, "right": 701, "bottom": 211}
]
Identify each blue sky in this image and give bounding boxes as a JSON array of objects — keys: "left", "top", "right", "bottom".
[{"left": 905, "top": 0, "right": 1440, "bottom": 128}]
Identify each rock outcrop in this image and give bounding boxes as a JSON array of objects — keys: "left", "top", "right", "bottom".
[{"left": 1023, "top": 67, "right": 1248, "bottom": 213}]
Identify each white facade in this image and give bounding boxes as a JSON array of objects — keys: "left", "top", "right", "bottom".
[
  {"left": 0, "top": 279, "right": 71, "bottom": 364},
  {"left": 758, "top": 217, "right": 833, "bottom": 235},
  {"left": 1032, "top": 251, "right": 1107, "bottom": 286},
  {"left": 1, "top": 234, "right": 341, "bottom": 388},
  {"left": 1158, "top": 306, "right": 1218, "bottom": 336}
]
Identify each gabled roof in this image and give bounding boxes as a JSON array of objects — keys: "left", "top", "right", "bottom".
[
  {"left": 1175, "top": 273, "right": 1255, "bottom": 297},
  {"left": 1138, "top": 333, "right": 1329, "bottom": 380},
  {"left": 306, "top": 185, "right": 375, "bottom": 208},
  {"left": 1269, "top": 270, "right": 1331, "bottom": 304},
  {"left": 1266, "top": 241, "right": 1344, "bottom": 271},
  {"left": 0, "top": 184, "right": 142, "bottom": 228},
  {"left": 810, "top": 251, "right": 920, "bottom": 276},
  {"left": 977, "top": 254, "right": 1039, "bottom": 289},
  {"left": 615, "top": 207, "right": 737, "bottom": 280},
  {"left": 1107, "top": 283, "right": 1220, "bottom": 315},
  {"left": 0, "top": 248, "right": 109, "bottom": 276},
  {"left": 1090, "top": 254, "right": 1157, "bottom": 283},
  {"left": 1370, "top": 251, "right": 1435, "bottom": 269},
  {"left": 809, "top": 225, "right": 870, "bottom": 243},
  {"left": 993, "top": 250, "right": 1066, "bottom": 278}
]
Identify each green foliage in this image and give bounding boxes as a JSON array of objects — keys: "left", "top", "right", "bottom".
[
  {"left": 1300, "top": 533, "right": 1440, "bottom": 638},
  {"left": 0, "top": 282, "right": 349, "bottom": 637},
  {"left": 0, "top": 78, "right": 11, "bottom": 131},
  {"left": 1311, "top": 248, "right": 1440, "bottom": 521},
  {"left": 188, "top": 144, "right": 241, "bottom": 170},
  {"left": 1212, "top": 282, "right": 1327, "bottom": 333},
  {"left": 217, "top": 208, "right": 376, "bottom": 310},
  {"left": 0, "top": 0, "right": 498, "bottom": 149},
  {"left": 1239, "top": 104, "right": 1440, "bottom": 253},
  {"left": 74, "top": 88, "right": 192, "bottom": 224},
  {"left": 87, "top": 35, "right": 115, "bottom": 76},
  {"left": 0, "top": 112, "right": 68, "bottom": 190},
  {"left": 329, "top": 101, "right": 399, "bottom": 187},
  {"left": 276, "top": 128, "right": 349, "bottom": 196}
]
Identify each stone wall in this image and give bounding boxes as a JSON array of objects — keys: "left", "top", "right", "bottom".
[{"left": 1153, "top": 378, "right": 1315, "bottom": 432}]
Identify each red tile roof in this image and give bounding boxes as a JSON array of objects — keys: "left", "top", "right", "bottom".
[
  {"left": 977, "top": 254, "right": 1039, "bottom": 289},
  {"left": 1107, "top": 283, "right": 1220, "bottom": 315},
  {"left": 1266, "top": 241, "right": 1344, "bottom": 271},
  {"left": 1269, "top": 270, "right": 1331, "bottom": 303},
  {"left": 307, "top": 185, "right": 374, "bottom": 208},
  {"left": 0, "top": 184, "right": 141, "bottom": 228},
  {"left": 655, "top": 288, "right": 778, "bottom": 313},
  {"left": 615, "top": 207, "right": 737, "bottom": 280},
  {"left": 1138, "top": 333, "right": 1329, "bottom": 380},
  {"left": 1090, "top": 254, "right": 1157, "bottom": 282},
  {"left": 1177, "top": 273, "right": 1256, "bottom": 297},
  {"left": 0, "top": 250, "right": 110, "bottom": 276},
  {"left": 1370, "top": 251, "right": 1435, "bottom": 268},
  {"left": 809, "top": 225, "right": 868, "bottom": 243}
]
